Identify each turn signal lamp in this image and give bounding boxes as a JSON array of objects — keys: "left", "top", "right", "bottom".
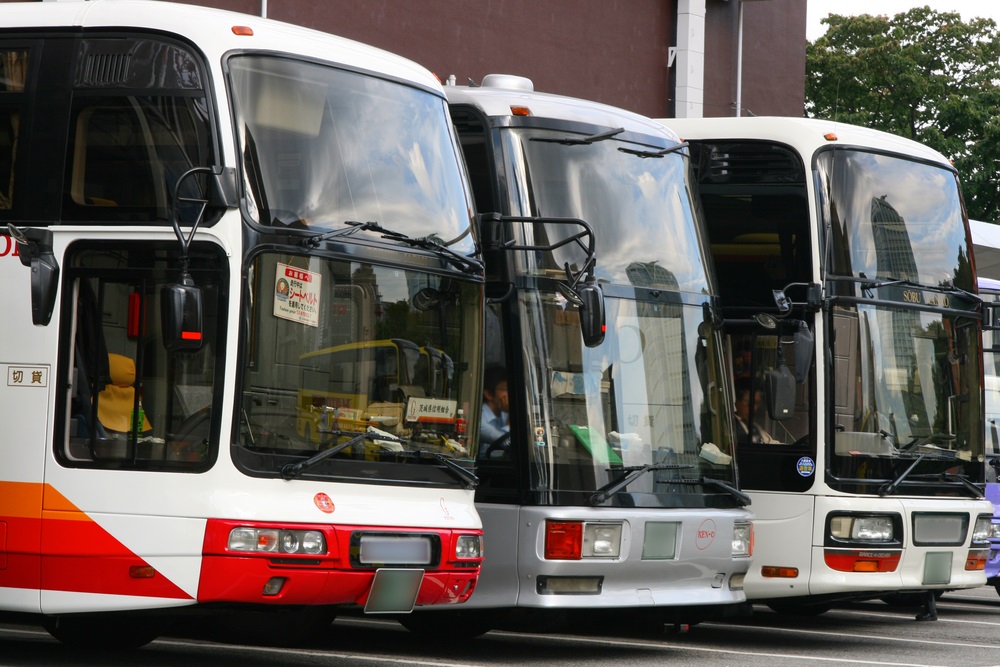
[
  {"left": 965, "top": 550, "right": 988, "bottom": 571},
  {"left": 232, "top": 26, "right": 254, "bottom": 36},
  {"left": 510, "top": 106, "right": 531, "bottom": 116},
  {"left": 760, "top": 566, "right": 799, "bottom": 578}
]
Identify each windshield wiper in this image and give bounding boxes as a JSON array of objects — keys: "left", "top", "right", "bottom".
[
  {"left": 589, "top": 462, "right": 693, "bottom": 506},
  {"left": 531, "top": 127, "right": 625, "bottom": 146},
  {"left": 617, "top": 141, "right": 689, "bottom": 159},
  {"left": 280, "top": 429, "right": 395, "bottom": 479},
  {"left": 302, "top": 220, "right": 483, "bottom": 274},
  {"left": 697, "top": 477, "right": 752, "bottom": 506},
  {"left": 412, "top": 449, "right": 479, "bottom": 489}
]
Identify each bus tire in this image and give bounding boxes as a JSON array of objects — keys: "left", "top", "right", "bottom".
[
  {"left": 765, "top": 601, "right": 832, "bottom": 616},
  {"left": 42, "top": 612, "right": 167, "bottom": 649}
]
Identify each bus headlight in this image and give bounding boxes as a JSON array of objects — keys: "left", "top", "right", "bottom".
[
  {"left": 830, "top": 515, "right": 894, "bottom": 541},
  {"left": 455, "top": 534, "right": 483, "bottom": 559},
  {"left": 732, "top": 521, "right": 754, "bottom": 557},
  {"left": 228, "top": 527, "right": 327, "bottom": 555},
  {"left": 972, "top": 515, "right": 993, "bottom": 546}
]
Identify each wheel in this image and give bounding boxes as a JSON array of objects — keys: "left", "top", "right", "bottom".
[
  {"left": 879, "top": 591, "right": 943, "bottom": 607},
  {"left": 765, "top": 601, "right": 832, "bottom": 616},
  {"left": 214, "top": 606, "right": 337, "bottom": 647},
  {"left": 42, "top": 612, "right": 168, "bottom": 649},
  {"left": 397, "top": 609, "right": 494, "bottom": 639}
]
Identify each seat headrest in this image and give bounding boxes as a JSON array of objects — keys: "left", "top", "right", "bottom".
[{"left": 107, "top": 353, "right": 136, "bottom": 387}]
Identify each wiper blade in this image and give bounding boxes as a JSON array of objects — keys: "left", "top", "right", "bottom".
[
  {"left": 900, "top": 432, "right": 956, "bottom": 452},
  {"left": 531, "top": 127, "right": 625, "bottom": 146},
  {"left": 617, "top": 141, "right": 689, "bottom": 159},
  {"left": 893, "top": 472, "right": 983, "bottom": 499},
  {"left": 589, "top": 462, "right": 693, "bottom": 506},
  {"left": 412, "top": 449, "right": 479, "bottom": 489},
  {"left": 303, "top": 220, "right": 483, "bottom": 274},
  {"left": 697, "top": 477, "right": 752, "bottom": 506}
]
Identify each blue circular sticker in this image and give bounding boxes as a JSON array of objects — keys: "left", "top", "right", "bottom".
[{"left": 796, "top": 456, "right": 815, "bottom": 477}]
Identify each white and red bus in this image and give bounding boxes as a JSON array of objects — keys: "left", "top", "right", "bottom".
[
  {"left": 0, "top": 0, "right": 484, "bottom": 647},
  {"left": 668, "top": 116, "right": 993, "bottom": 618}
]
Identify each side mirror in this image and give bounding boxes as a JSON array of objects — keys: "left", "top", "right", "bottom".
[
  {"left": 8, "top": 225, "right": 59, "bottom": 326},
  {"left": 765, "top": 365, "right": 796, "bottom": 421},
  {"left": 578, "top": 279, "right": 606, "bottom": 348},
  {"left": 161, "top": 276, "right": 204, "bottom": 352}
]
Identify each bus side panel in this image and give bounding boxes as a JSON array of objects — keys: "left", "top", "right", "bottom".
[
  {"left": 742, "top": 491, "right": 814, "bottom": 600},
  {"left": 454, "top": 503, "right": 521, "bottom": 608},
  {"left": 0, "top": 236, "right": 57, "bottom": 612}
]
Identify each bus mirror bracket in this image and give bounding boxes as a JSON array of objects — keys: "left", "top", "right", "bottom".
[
  {"left": 161, "top": 166, "right": 223, "bottom": 352},
  {"left": 478, "top": 212, "right": 605, "bottom": 346},
  {"left": 6, "top": 224, "right": 59, "bottom": 326}
]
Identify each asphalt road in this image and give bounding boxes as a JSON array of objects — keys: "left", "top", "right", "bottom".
[{"left": 0, "top": 586, "right": 997, "bottom": 666}]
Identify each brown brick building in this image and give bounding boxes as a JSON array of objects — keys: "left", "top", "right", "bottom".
[{"left": 59, "top": 0, "right": 805, "bottom": 118}]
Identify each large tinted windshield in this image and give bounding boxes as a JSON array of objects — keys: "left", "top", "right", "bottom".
[
  {"left": 229, "top": 55, "right": 474, "bottom": 253},
  {"left": 820, "top": 149, "right": 971, "bottom": 289},
  {"left": 518, "top": 290, "right": 736, "bottom": 504},
  {"left": 829, "top": 303, "right": 983, "bottom": 488},
  {"left": 505, "top": 128, "right": 712, "bottom": 294},
  {"left": 236, "top": 252, "right": 482, "bottom": 482}
]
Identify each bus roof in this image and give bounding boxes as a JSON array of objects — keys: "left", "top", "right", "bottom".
[
  {"left": 0, "top": 0, "right": 442, "bottom": 93},
  {"left": 446, "top": 75, "right": 682, "bottom": 143},
  {"left": 662, "top": 116, "right": 951, "bottom": 169}
]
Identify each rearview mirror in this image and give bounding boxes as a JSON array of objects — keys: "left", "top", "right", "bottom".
[
  {"left": 578, "top": 280, "right": 606, "bottom": 348},
  {"left": 161, "top": 277, "right": 204, "bottom": 352}
]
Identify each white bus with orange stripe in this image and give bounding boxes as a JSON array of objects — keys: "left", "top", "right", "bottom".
[
  {"left": 0, "top": 0, "right": 484, "bottom": 647},
  {"left": 667, "top": 116, "right": 993, "bottom": 618}
]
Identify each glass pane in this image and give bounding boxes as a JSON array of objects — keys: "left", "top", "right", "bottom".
[
  {"left": 239, "top": 253, "right": 482, "bottom": 471},
  {"left": 518, "top": 290, "right": 736, "bottom": 499},
  {"left": 229, "top": 56, "right": 474, "bottom": 254}
]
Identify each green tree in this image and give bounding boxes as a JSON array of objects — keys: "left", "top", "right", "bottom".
[{"left": 807, "top": 6, "right": 1000, "bottom": 223}]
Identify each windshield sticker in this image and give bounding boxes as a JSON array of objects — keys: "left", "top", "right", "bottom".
[
  {"left": 274, "top": 262, "right": 321, "bottom": 327},
  {"left": 796, "top": 456, "right": 815, "bottom": 477},
  {"left": 405, "top": 397, "right": 457, "bottom": 424}
]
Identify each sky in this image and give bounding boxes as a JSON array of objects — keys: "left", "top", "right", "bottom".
[{"left": 806, "top": 1, "right": 1000, "bottom": 42}]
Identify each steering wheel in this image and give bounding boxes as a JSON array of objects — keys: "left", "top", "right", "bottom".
[{"left": 484, "top": 432, "right": 512, "bottom": 459}]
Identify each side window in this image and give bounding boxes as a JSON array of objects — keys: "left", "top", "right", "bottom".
[
  {"left": 0, "top": 47, "right": 28, "bottom": 211},
  {"left": 62, "top": 38, "right": 213, "bottom": 223},
  {"left": 59, "top": 242, "right": 226, "bottom": 471}
]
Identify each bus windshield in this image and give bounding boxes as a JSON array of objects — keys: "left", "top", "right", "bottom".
[
  {"left": 821, "top": 149, "right": 972, "bottom": 289},
  {"left": 517, "top": 290, "right": 736, "bottom": 504},
  {"left": 236, "top": 252, "right": 481, "bottom": 481},
  {"left": 504, "top": 128, "right": 712, "bottom": 294},
  {"left": 820, "top": 150, "right": 984, "bottom": 489},
  {"left": 229, "top": 55, "right": 474, "bottom": 254}
]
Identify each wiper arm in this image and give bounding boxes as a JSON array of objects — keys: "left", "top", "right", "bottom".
[
  {"left": 413, "top": 449, "right": 479, "bottom": 489},
  {"left": 531, "top": 127, "right": 625, "bottom": 146},
  {"left": 698, "top": 477, "right": 752, "bottom": 506},
  {"left": 617, "top": 141, "right": 689, "bottom": 159},
  {"left": 589, "top": 462, "right": 693, "bottom": 506},
  {"left": 303, "top": 220, "right": 483, "bottom": 274},
  {"left": 280, "top": 429, "right": 385, "bottom": 480},
  {"left": 300, "top": 220, "right": 379, "bottom": 248},
  {"left": 879, "top": 453, "right": 926, "bottom": 496}
]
